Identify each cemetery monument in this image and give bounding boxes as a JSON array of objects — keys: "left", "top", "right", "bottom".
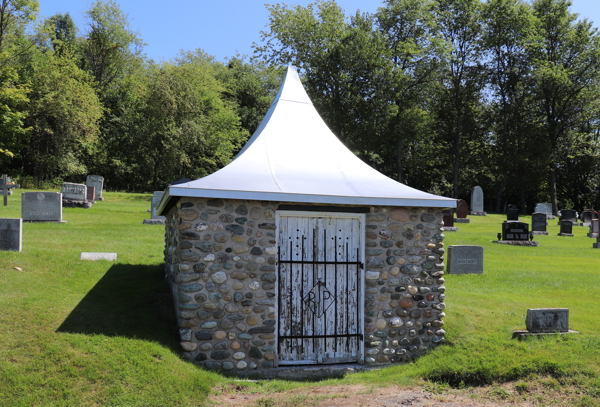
[
  {"left": 454, "top": 199, "right": 470, "bottom": 223},
  {"left": 86, "top": 175, "right": 104, "bottom": 201},
  {"left": 447, "top": 245, "right": 484, "bottom": 274},
  {"left": 21, "top": 192, "right": 64, "bottom": 222},
  {"left": 0, "top": 218, "right": 22, "bottom": 251},
  {"left": 531, "top": 212, "right": 548, "bottom": 235},
  {"left": 470, "top": 186, "right": 486, "bottom": 215}
]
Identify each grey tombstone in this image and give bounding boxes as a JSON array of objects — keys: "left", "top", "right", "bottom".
[
  {"left": 447, "top": 245, "right": 484, "bottom": 275},
  {"left": 526, "top": 308, "right": 568, "bottom": 333},
  {"left": 531, "top": 212, "right": 548, "bottom": 235},
  {"left": 580, "top": 210, "right": 593, "bottom": 227},
  {"left": 0, "top": 218, "right": 22, "bottom": 251},
  {"left": 86, "top": 185, "right": 96, "bottom": 203},
  {"left": 534, "top": 203, "right": 547, "bottom": 216},
  {"left": 86, "top": 175, "right": 104, "bottom": 200},
  {"left": 589, "top": 219, "right": 600, "bottom": 238},
  {"left": 61, "top": 182, "right": 87, "bottom": 201},
  {"left": 470, "top": 186, "right": 484, "bottom": 214},
  {"left": 151, "top": 191, "right": 165, "bottom": 220},
  {"left": 21, "top": 192, "right": 63, "bottom": 222}
]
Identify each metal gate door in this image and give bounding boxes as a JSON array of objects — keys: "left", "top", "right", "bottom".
[{"left": 277, "top": 212, "right": 364, "bottom": 365}]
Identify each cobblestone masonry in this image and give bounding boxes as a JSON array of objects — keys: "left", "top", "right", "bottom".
[{"left": 164, "top": 198, "right": 446, "bottom": 372}]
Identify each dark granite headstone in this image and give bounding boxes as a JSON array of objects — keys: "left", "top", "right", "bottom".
[
  {"left": 456, "top": 199, "right": 468, "bottom": 218},
  {"left": 502, "top": 221, "right": 529, "bottom": 241},
  {"left": 447, "top": 245, "right": 484, "bottom": 274},
  {"left": 526, "top": 308, "right": 568, "bottom": 333},
  {"left": 558, "top": 220, "right": 573, "bottom": 236},
  {"left": 507, "top": 204, "right": 519, "bottom": 221},
  {"left": 560, "top": 209, "right": 577, "bottom": 226},
  {"left": 531, "top": 213, "right": 547, "bottom": 234},
  {"left": 0, "top": 218, "right": 22, "bottom": 251},
  {"left": 86, "top": 186, "right": 96, "bottom": 203},
  {"left": 442, "top": 209, "right": 454, "bottom": 227}
]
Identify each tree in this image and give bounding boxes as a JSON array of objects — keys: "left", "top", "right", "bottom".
[
  {"left": 432, "top": 0, "right": 485, "bottom": 199},
  {"left": 22, "top": 50, "right": 103, "bottom": 182},
  {"left": 529, "top": 0, "right": 600, "bottom": 213}
]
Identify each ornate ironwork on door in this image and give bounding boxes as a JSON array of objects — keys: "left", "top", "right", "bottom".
[{"left": 277, "top": 214, "right": 363, "bottom": 365}]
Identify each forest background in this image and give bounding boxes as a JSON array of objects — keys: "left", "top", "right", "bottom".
[{"left": 1, "top": 0, "right": 600, "bottom": 215}]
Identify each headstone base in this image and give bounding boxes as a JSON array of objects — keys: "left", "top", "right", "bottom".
[
  {"left": 512, "top": 330, "right": 579, "bottom": 340},
  {"left": 442, "top": 227, "right": 459, "bottom": 232},
  {"left": 23, "top": 220, "right": 67, "bottom": 223},
  {"left": 143, "top": 219, "right": 166, "bottom": 225},
  {"left": 557, "top": 233, "right": 573, "bottom": 237},
  {"left": 80, "top": 252, "right": 117, "bottom": 261},
  {"left": 492, "top": 240, "right": 539, "bottom": 246},
  {"left": 454, "top": 218, "right": 470, "bottom": 223},
  {"left": 531, "top": 231, "right": 548, "bottom": 235},
  {"left": 587, "top": 233, "right": 598, "bottom": 238},
  {"left": 469, "top": 211, "right": 487, "bottom": 216},
  {"left": 63, "top": 199, "right": 92, "bottom": 209}
]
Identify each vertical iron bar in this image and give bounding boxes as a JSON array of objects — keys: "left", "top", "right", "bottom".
[
  {"left": 278, "top": 246, "right": 281, "bottom": 356},
  {"left": 357, "top": 247, "right": 360, "bottom": 342},
  {"left": 312, "top": 227, "right": 316, "bottom": 354},
  {"left": 300, "top": 235, "right": 305, "bottom": 356},
  {"left": 346, "top": 241, "right": 350, "bottom": 354},
  {"left": 289, "top": 239, "right": 293, "bottom": 354},
  {"left": 323, "top": 228, "right": 327, "bottom": 354},
  {"left": 334, "top": 234, "right": 338, "bottom": 354}
]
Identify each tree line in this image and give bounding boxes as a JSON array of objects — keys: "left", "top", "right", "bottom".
[{"left": 1, "top": 0, "right": 599, "bottom": 213}]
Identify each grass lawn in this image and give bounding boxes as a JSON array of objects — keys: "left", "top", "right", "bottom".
[{"left": 0, "top": 192, "right": 598, "bottom": 406}]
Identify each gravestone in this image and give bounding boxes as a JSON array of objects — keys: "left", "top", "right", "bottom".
[
  {"left": 559, "top": 209, "right": 577, "bottom": 226},
  {"left": 558, "top": 220, "right": 573, "bottom": 236},
  {"left": 502, "top": 221, "right": 530, "bottom": 241},
  {"left": 507, "top": 204, "right": 519, "bottom": 221},
  {"left": 513, "top": 308, "right": 577, "bottom": 339},
  {"left": 447, "top": 245, "right": 484, "bottom": 274},
  {"left": 144, "top": 191, "right": 166, "bottom": 224},
  {"left": 1, "top": 174, "right": 20, "bottom": 206},
  {"left": 526, "top": 308, "right": 568, "bottom": 333},
  {"left": 454, "top": 199, "right": 470, "bottom": 223},
  {"left": 456, "top": 200, "right": 468, "bottom": 218},
  {"left": 588, "top": 219, "right": 599, "bottom": 238},
  {"left": 580, "top": 210, "right": 593, "bottom": 227},
  {"left": 535, "top": 202, "right": 554, "bottom": 219},
  {"left": 441, "top": 209, "right": 458, "bottom": 231},
  {"left": 594, "top": 236, "right": 600, "bottom": 249},
  {"left": 86, "top": 175, "right": 104, "bottom": 201},
  {"left": 170, "top": 178, "right": 192, "bottom": 185},
  {"left": 80, "top": 252, "right": 117, "bottom": 261},
  {"left": 0, "top": 218, "right": 22, "bottom": 251},
  {"left": 470, "top": 186, "right": 485, "bottom": 215},
  {"left": 86, "top": 186, "right": 96, "bottom": 203},
  {"left": 531, "top": 212, "right": 548, "bottom": 235},
  {"left": 21, "top": 192, "right": 64, "bottom": 222},
  {"left": 61, "top": 183, "right": 87, "bottom": 201}
]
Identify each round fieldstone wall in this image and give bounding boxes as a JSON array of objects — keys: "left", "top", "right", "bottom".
[{"left": 163, "top": 199, "right": 446, "bottom": 372}]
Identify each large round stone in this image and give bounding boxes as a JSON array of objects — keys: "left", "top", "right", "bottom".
[
  {"left": 390, "top": 208, "right": 409, "bottom": 222},
  {"left": 211, "top": 271, "right": 227, "bottom": 284},
  {"left": 214, "top": 331, "right": 227, "bottom": 340},
  {"left": 247, "top": 315, "right": 259, "bottom": 326}
]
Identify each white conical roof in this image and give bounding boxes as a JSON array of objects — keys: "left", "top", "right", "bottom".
[{"left": 158, "top": 66, "right": 455, "bottom": 213}]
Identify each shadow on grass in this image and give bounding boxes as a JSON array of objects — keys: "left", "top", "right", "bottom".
[{"left": 57, "top": 264, "right": 180, "bottom": 351}]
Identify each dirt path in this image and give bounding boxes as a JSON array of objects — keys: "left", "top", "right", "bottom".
[{"left": 210, "top": 380, "right": 597, "bottom": 407}]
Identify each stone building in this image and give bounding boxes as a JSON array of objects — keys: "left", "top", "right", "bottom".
[{"left": 157, "top": 66, "right": 455, "bottom": 375}]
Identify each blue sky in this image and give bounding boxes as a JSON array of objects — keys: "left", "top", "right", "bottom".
[{"left": 39, "top": 0, "right": 600, "bottom": 63}]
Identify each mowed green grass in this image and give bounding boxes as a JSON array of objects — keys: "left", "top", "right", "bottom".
[{"left": 0, "top": 195, "right": 599, "bottom": 406}]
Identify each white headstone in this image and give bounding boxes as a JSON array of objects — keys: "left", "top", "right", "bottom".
[
  {"left": 471, "top": 186, "right": 484, "bottom": 212},
  {"left": 80, "top": 252, "right": 117, "bottom": 261},
  {"left": 86, "top": 175, "right": 104, "bottom": 200},
  {"left": 61, "top": 183, "right": 87, "bottom": 201},
  {"left": 152, "top": 191, "right": 165, "bottom": 220}
]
